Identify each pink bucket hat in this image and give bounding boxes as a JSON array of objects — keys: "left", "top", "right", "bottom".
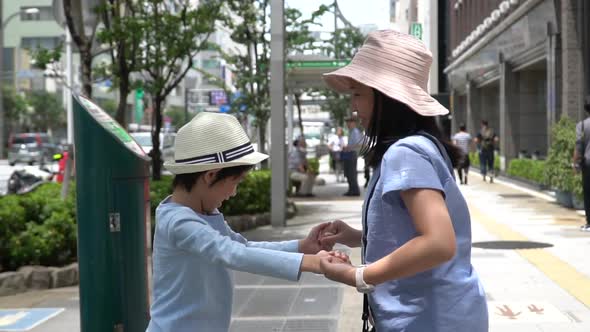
[{"left": 323, "top": 30, "right": 449, "bottom": 117}]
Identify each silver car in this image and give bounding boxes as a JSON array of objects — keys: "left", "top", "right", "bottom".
[{"left": 8, "top": 133, "right": 58, "bottom": 166}]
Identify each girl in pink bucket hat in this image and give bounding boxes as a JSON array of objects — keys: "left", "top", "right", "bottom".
[{"left": 318, "top": 30, "right": 488, "bottom": 331}]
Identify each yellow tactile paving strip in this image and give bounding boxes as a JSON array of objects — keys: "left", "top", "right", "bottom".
[{"left": 469, "top": 203, "right": 590, "bottom": 309}]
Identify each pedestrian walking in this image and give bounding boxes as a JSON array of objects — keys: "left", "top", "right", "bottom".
[
  {"left": 452, "top": 124, "right": 472, "bottom": 185},
  {"left": 328, "top": 126, "right": 346, "bottom": 182},
  {"left": 574, "top": 96, "right": 590, "bottom": 232},
  {"left": 317, "top": 30, "right": 488, "bottom": 332},
  {"left": 342, "top": 116, "right": 363, "bottom": 196},
  {"left": 146, "top": 112, "right": 343, "bottom": 332},
  {"left": 476, "top": 120, "right": 498, "bottom": 183}
]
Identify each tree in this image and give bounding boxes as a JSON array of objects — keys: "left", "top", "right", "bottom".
[
  {"left": 218, "top": 3, "right": 327, "bottom": 158},
  {"left": 2, "top": 86, "right": 27, "bottom": 130},
  {"left": 317, "top": 26, "right": 364, "bottom": 126},
  {"left": 96, "top": 0, "right": 144, "bottom": 128},
  {"left": 165, "top": 105, "right": 189, "bottom": 130},
  {"left": 137, "top": 0, "right": 223, "bottom": 180},
  {"left": 26, "top": 92, "right": 66, "bottom": 132},
  {"left": 96, "top": 98, "right": 118, "bottom": 118},
  {"left": 32, "top": 0, "right": 140, "bottom": 129},
  {"left": 62, "top": 0, "right": 104, "bottom": 97}
]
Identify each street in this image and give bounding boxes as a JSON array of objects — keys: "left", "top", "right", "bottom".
[{"left": 0, "top": 165, "right": 590, "bottom": 331}]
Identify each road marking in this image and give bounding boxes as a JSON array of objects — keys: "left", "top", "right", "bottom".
[
  {"left": 0, "top": 308, "right": 64, "bottom": 331},
  {"left": 470, "top": 203, "right": 590, "bottom": 309},
  {"left": 489, "top": 301, "right": 570, "bottom": 323}
]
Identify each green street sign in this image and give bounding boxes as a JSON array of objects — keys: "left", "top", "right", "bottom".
[
  {"left": 286, "top": 60, "right": 350, "bottom": 69},
  {"left": 410, "top": 23, "right": 423, "bottom": 40},
  {"left": 135, "top": 89, "right": 144, "bottom": 124}
]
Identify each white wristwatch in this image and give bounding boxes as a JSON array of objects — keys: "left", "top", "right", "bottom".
[{"left": 355, "top": 266, "right": 375, "bottom": 293}]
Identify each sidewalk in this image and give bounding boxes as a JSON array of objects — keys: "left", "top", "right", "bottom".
[{"left": 1, "top": 159, "right": 590, "bottom": 331}]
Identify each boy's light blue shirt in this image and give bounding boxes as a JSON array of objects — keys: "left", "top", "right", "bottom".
[
  {"left": 146, "top": 197, "right": 303, "bottom": 332},
  {"left": 364, "top": 136, "right": 488, "bottom": 332}
]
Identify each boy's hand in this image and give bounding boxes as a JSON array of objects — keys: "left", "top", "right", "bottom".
[
  {"left": 302, "top": 250, "right": 350, "bottom": 274},
  {"left": 299, "top": 222, "right": 334, "bottom": 254}
]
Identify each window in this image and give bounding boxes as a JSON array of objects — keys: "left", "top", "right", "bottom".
[
  {"left": 21, "top": 6, "right": 53, "bottom": 21},
  {"left": 22, "top": 37, "right": 61, "bottom": 50}
]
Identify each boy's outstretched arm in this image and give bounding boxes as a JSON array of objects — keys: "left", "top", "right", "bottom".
[{"left": 225, "top": 221, "right": 334, "bottom": 254}]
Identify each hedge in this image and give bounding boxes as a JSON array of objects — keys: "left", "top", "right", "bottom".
[
  {"left": 0, "top": 183, "right": 77, "bottom": 271},
  {"left": 506, "top": 158, "right": 546, "bottom": 185},
  {"left": 1, "top": 170, "right": 271, "bottom": 272},
  {"left": 150, "top": 170, "right": 271, "bottom": 217}
]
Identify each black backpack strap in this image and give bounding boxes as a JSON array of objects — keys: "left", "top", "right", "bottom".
[
  {"left": 361, "top": 169, "right": 380, "bottom": 332},
  {"left": 416, "top": 131, "right": 455, "bottom": 180}
]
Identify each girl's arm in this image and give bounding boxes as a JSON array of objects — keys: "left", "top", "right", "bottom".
[{"left": 321, "top": 188, "right": 456, "bottom": 286}]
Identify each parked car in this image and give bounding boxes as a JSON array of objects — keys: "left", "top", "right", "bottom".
[
  {"left": 8, "top": 133, "right": 59, "bottom": 166},
  {"left": 130, "top": 132, "right": 176, "bottom": 162}
]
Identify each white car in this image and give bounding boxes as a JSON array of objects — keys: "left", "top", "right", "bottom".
[{"left": 130, "top": 132, "right": 176, "bottom": 162}]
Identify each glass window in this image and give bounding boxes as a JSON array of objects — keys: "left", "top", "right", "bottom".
[
  {"left": 12, "top": 136, "right": 36, "bottom": 145},
  {"left": 22, "top": 37, "right": 61, "bottom": 50}
]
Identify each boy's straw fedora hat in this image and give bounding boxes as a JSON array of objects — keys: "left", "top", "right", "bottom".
[
  {"left": 323, "top": 30, "right": 448, "bottom": 117},
  {"left": 164, "top": 112, "right": 268, "bottom": 174}
]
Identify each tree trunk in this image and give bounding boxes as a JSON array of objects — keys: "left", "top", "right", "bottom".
[
  {"left": 151, "top": 96, "right": 163, "bottom": 181},
  {"left": 258, "top": 121, "right": 268, "bottom": 169},
  {"left": 295, "top": 93, "right": 304, "bottom": 137},
  {"left": 81, "top": 49, "right": 93, "bottom": 98},
  {"left": 115, "top": 77, "right": 129, "bottom": 127}
]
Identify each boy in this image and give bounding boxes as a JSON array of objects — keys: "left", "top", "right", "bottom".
[{"left": 147, "top": 112, "right": 340, "bottom": 331}]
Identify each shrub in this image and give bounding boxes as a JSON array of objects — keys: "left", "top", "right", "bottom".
[
  {"left": 544, "top": 116, "right": 578, "bottom": 192},
  {"left": 19, "top": 183, "right": 63, "bottom": 224},
  {"left": 507, "top": 158, "right": 546, "bottom": 185},
  {"left": 0, "top": 182, "right": 77, "bottom": 271},
  {"left": 221, "top": 170, "right": 271, "bottom": 216},
  {"left": 307, "top": 158, "right": 319, "bottom": 175},
  {"left": 150, "top": 170, "right": 271, "bottom": 217},
  {"left": 0, "top": 196, "right": 27, "bottom": 269},
  {"left": 150, "top": 175, "right": 173, "bottom": 216}
]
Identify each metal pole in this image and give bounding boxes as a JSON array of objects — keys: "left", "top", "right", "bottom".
[
  {"left": 184, "top": 87, "right": 189, "bottom": 123},
  {"left": 270, "top": 0, "right": 286, "bottom": 227},
  {"left": 333, "top": 0, "right": 338, "bottom": 59},
  {"left": 66, "top": 27, "right": 73, "bottom": 144},
  {"left": 287, "top": 91, "right": 293, "bottom": 152},
  {"left": 0, "top": 0, "right": 5, "bottom": 159}
]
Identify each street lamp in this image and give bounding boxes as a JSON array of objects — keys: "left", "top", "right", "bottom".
[{"left": 0, "top": 2, "right": 40, "bottom": 158}]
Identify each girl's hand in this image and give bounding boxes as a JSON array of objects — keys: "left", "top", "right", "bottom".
[
  {"left": 319, "top": 220, "right": 362, "bottom": 248},
  {"left": 300, "top": 222, "right": 333, "bottom": 254},
  {"left": 319, "top": 255, "right": 356, "bottom": 287}
]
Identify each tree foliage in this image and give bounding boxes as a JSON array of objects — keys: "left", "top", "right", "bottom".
[
  {"left": 213, "top": 2, "right": 328, "bottom": 157},
  {"left": 317, "top": 26, "right": 365, "bottom": 127},
  {"left": 26, "top": 91, "right": 66, "bottom": 132},
  {"left": 136, "top": 0, "right": 223, "bottom": 180},
  {"left": 96, "top": 0, "right": 144, "bottom": 128}
]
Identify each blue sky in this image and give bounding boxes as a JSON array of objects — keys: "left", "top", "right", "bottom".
[{"left": 285, "top": 0, "right": 390, "bottom": 31}]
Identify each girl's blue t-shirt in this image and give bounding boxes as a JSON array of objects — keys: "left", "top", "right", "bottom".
[{"left": 363, "top": 135, "right": 488, "bottom": 332}]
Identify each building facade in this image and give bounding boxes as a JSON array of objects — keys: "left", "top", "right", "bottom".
[
  {"left": 446, "top": 0, "right": 589, "bottom": 169},
  {"left": 2, "top": 0, "right": 64, "bottom": 91},
  {"left": 391, "top": 0, "right": 452, "bottom": 135}
]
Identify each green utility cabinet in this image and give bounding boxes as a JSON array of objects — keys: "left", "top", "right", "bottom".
[{"left": 73, "top": 94, "right": 151, "bottom": 332}]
